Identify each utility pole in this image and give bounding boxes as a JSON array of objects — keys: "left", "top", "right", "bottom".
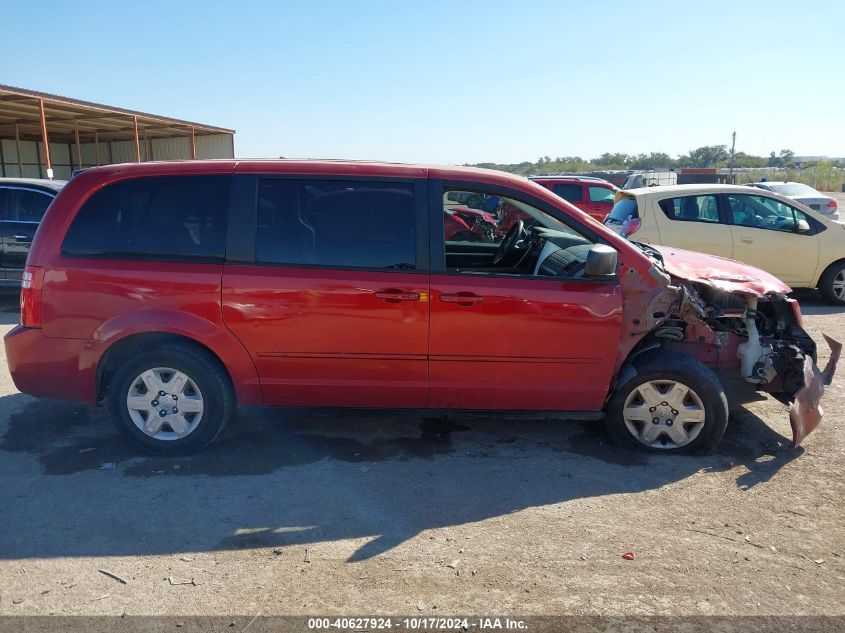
[{"left": 728, "top": 131, "right": 736, "bottom": 183}]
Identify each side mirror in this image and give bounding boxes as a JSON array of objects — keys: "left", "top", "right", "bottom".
[
  {"left": 584, "top": 244, "right": 618, "bottom": 280},
  {"left": 796, "top": 219, "right": 810, "bottom": 233}
]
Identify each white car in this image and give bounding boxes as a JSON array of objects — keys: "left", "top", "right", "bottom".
[
  {"left": 747, "top": 181, "right": 839, "bottom": 221},
  {"left": 605, "top": 184, "right": 845, "bottom": 304}
]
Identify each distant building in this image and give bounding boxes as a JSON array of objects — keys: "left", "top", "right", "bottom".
[{"left": 0, "top": 85, "right": 235, "bottom": 180}]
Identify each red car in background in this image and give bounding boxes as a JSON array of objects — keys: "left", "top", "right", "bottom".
[
  {"left": 444, "top": 207, "right": 497, "bottom": 242},
  {"left": 530, "top": 175, "right": 617, "bottom": 222}
]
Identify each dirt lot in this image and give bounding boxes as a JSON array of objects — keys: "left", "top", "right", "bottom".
[{"left": 0, "top": 293, "right": 843, "bottom": 618}]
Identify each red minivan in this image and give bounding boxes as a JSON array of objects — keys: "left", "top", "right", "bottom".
[{"left": 4, "top": 161, "right": 835, "bottom": 454}]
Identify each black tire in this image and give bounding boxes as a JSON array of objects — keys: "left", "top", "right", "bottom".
[
  {"left": 604, "top": 351, "right": 728, "bottom": 454},
  {"left": 818, "top": 261, "right": 845, "bottom": 306},
  {"left": 107, "top": 342, "right": 234, "bottom": 455}
]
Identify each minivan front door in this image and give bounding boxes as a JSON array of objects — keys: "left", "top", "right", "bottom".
[
  {"left": 429, "top": 182, "right": 623, "bottom": 412},
  {"left": 222, "top": 175, "right": 430, "bottom": 408}
]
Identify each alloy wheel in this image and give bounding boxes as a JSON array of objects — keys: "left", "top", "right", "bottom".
[{"left": 833, "top": 270, "right": 845, "bottom": 302}]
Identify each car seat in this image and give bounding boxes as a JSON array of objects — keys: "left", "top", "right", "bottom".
[
  {"left": 680, "top": 197, "right": 700, "bottom": 220},
  {"left": 258, "top": 183, "right": 316, "bottom": 263}
]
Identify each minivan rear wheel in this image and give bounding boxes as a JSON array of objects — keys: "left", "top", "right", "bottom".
[
  {"left": 107, "top": 342, "right": 234, "bottom": 454},
  {"left": 604, "top": 351, "right": 728, "bottom": 454}
]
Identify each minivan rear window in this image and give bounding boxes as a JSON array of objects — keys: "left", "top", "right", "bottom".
[
  {"left": 62, "top": 175, "right": 230, "bottom": 261},
  {"left": 604, "top": 197, "right": 638, "bottom": 225}
]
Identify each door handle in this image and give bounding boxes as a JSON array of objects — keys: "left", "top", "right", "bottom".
[
  {"left": 440, "top": 292, "right": 485, "bottom": 306},
  {"left": 374, "top": 290, "right": 420, "bottom": 303},
  {"left": 740, "top": 237, "right": 753, "bottom": 244},
  {"left": 13, "top": 234, "right": 32, "bottom": 243}
]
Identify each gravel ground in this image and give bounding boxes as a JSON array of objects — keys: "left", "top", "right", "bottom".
[{"left": 0, "top": 293, "right": 842, "bottom": 617}]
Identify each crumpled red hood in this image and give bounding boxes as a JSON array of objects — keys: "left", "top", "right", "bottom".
[{"left": 650, "top": 245, "right": 792, "bottom": 296}]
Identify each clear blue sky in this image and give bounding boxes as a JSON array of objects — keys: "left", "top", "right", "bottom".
[{"left": 2, "top": 0, "right": 843, "bottom": 163}]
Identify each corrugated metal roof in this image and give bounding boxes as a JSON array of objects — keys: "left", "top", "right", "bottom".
[{"left": 0, "top": 84, "right": 234, "bottom": 144}]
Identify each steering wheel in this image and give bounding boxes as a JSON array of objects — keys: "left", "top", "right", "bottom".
[{"left": 493, "top": 220, "right": 525, "bottom": 266}]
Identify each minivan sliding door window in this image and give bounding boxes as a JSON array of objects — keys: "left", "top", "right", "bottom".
[{"left": 255, "top": 179, "right": 416, "bottom": 270}]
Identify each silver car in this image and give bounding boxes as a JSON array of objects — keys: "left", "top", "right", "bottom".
[{"left": 748, "top": 181, "right": 839, "bottom": 220}]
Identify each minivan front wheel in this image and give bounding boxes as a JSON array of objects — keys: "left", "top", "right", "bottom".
[
  {"left": 108, "top": 343, "right": 234, "bottom": 454},
  {"left": 604, "top": 352, "right": 728, "bottom": 454}
]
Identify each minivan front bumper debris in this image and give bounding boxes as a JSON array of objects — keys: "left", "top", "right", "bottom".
[{"left": 790, "top": 334, "right": 841, "bottom": 446}]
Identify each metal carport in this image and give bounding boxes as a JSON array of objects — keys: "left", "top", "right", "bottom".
[{"left": 0, "top": 85, "right": 235, "bottom": 180}]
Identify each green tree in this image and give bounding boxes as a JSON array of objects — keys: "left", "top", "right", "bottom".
[
  {"left": 592, "top": 153, "right": 632, "bottom": 168},
  {"left": 629, "top": 152, "right": 675, "bottom": 170},
  {"left": 767, "top": 149, "right": 795, "bottom": 168},
  {"left": 685, "top": 145, "right": 729, "bottom": 167},
  {"left": 731, "top": 152, "right": 767, "bottom": 168}
]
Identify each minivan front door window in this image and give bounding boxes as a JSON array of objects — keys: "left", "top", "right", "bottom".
[{"left": 441, "top": 188, "right": 594, "bottom": 279}]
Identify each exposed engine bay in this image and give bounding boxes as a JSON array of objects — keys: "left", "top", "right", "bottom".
[{"left": 636, "top": 243, "right": 841, "bottom": 446}]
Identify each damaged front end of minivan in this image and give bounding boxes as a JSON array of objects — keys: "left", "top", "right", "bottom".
[{"left": 626, "top": 244, "right": 840, "bottom": 446}]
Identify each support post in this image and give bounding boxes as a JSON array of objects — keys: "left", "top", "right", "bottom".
[
  {"left": 14, "top": 124, "right": 23, "bottom": 176},
  {"left": 191, "top": 126, "right": 196, "bottom": 160},
  {"left": 133, "top": 116, "right": 141, "bottom": 163},
  {"left": 728, "top": 131, "right": 736, "bottom": 183},
  {"left": 74, "top": 121, "right": 82, "bottom": 170},
  {"left": 38, "top": 98, "right": 53, "bottom": 179},
  {"left": 94, "top": 131, "right": 100, "bottom": 166}
]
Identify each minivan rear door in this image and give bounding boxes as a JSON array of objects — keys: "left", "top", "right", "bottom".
[{"left": 221, "top": 171, "right": 430, "bottom": 408}]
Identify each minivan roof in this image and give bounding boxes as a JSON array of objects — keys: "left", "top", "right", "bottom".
[{"left": 63, "top": 159, "right": 542, "bottom": 188}]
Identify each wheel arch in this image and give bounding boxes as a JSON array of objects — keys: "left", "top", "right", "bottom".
[
  {"left": 605, "top": 336, "right": 662, "bottom": 406},
  {"left": 815, "top": 257, "right": 845, "bottom": 289},
  {"left": 92, "top": 310, "right": 262, "bottom": 406}
]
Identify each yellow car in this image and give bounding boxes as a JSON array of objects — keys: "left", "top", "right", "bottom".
[{"left": 605, "top": 184, "right": 845, "bottom": 304}]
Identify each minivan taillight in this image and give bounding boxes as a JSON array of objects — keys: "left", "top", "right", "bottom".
[{"left": 20, "top": 266, "right": 45, "bottom": 328}]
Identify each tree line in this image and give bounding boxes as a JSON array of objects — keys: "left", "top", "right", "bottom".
[{"left": 468, "top": 146, "right": 799, "bottom": 176}]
